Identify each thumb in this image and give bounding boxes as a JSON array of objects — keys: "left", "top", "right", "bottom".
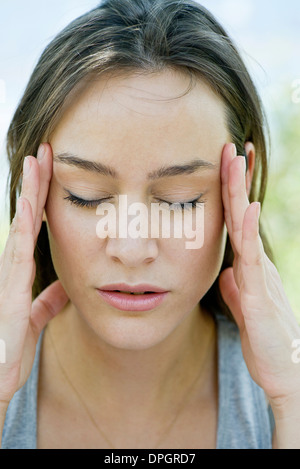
[
  {"left": 219, "top": 267, "right": 244, "bottom": 330},
  {"left": 31, "top": 280, "right": 69, "bottom": 336}
]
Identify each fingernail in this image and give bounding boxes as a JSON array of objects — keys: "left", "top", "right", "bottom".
[
  {"left": 17, "top": 197, "right": 24, "bottom": 216},
  {"left": 240, "top": 155, "right": 246, "bottom": 173},
  {"left": 37, "top": 143, "right": 45, "bottom": 161},
  {"left": 231, "top": 144, "right": 237, "bottom": 158},
  {"left": 23, "top": 157, "right": 31, "bottom": 177}
]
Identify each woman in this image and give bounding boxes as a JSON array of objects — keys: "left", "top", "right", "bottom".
[{"left": 1, "top": 0, "right": 299, "bottom": 449}]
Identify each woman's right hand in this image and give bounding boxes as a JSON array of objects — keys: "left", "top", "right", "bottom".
[{"left": 0, "top": 143, "right": 69, "bottom": 406}]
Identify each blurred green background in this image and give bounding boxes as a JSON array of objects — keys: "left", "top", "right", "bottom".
[
  {"left": 0, "top": 0, "right": 299, "bottom": 321},
  {"left": 263, "top": 87, "right": 300, "bottom": 321}
]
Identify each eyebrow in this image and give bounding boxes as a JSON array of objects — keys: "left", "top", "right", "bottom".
[{"left": 53, "top": 152, "right": 217, "bottom": 180}]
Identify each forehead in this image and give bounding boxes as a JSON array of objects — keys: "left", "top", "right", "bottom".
[{"left": 50, "top": 69, "right": 229, "bottom": 169}]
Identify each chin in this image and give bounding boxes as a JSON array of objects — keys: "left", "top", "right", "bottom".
[{"left": 89, "top": 314, "right": 174, "bottom": 351}]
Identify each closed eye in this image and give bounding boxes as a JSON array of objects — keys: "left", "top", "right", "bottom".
[
  {"left": 63, "top": 192, "right": 206, "bottom": 211},
  {"left": 63, "top": 192, "right": 113, "bottom": 208},
  {"left": 156, "top": 197, "right": 206, "bottom": 211}
]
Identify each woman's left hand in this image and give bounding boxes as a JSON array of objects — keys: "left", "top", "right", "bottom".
[{"left": 218, "top": 143, "right": 300, "bottom": 447}]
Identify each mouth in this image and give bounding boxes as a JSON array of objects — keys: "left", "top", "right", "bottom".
[{"left": 96, "top": 284, "right": 169, "bottom": 311}]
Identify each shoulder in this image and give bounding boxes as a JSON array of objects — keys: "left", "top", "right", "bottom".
[
  {"left": 215, "top": 314, "right": 275, "bottom": 449},
  {"left": 1, "top": 331, "right": 44, "bottom": 449}
]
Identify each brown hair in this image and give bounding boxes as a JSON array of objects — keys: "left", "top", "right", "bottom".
[{"left": 6, "top": 0, "right": 274, "bottom": 320}]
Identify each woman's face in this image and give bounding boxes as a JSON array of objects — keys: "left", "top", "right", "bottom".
[{"left": 45, "top": 69, "right": 229, "bottom": 350}]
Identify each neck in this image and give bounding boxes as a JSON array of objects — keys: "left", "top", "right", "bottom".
[{"left": 45, "top": 301, "right": 216, "bottom": 419}]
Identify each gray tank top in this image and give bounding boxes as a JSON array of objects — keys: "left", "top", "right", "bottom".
[{"left": 1, "top": 314, "right": 275, "bottom": 449}]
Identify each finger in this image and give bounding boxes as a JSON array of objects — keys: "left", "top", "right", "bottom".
[
  {"left": 0, "top": 154, "right": 39, "bottom": 287},
  {"left": 20, "top": 155, "right": 40, "bottom": 227},
  {"left": 240, "top": 202, "right": 268, "bottom": 312},
  {"left": 228, "top": 154, "right": 250, "bottom": 255},
  {"left": 221, "top": 143, "right": 238, "bottom": 257},
  {"left": 1, "top": 145, "right": 51, "bottom": 281},
  {"left": 0, "top": 197, "right": 35, "bottom": 307},
  {"left": 30, "top": 280, "right": 69, "bottom": 336},
  {"left": 219, "top": 266, "right": 245, "bottom": 331},
  {"left": 221, "top": 143, "right": 235, "bottom": 236},
  {"left": 2, "top": 155, "right": 40, "bottom": 270},
  {"left": 34, "top": 143, "right": 53, "bottom": 242}
]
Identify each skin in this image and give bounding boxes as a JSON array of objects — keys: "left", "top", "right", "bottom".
[
  {"left": 1, "top": 68, "right": 300, "bottom": 448},
  {"left": 44, "top": 69, "right": 232, "bottom": 352},
  {"left": 39, "top": 70, "right": 233, "bottom": 448}
]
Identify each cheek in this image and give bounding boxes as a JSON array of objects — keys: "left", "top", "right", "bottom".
[
  {"left": 44, "top": 188, "right": 106, "bottom": 286},
  {"left": 161, "top": 197, "right": 227, "bottom": 306},
  {"left": 171, "top": 198, "right": 226, "bottom": 301}
]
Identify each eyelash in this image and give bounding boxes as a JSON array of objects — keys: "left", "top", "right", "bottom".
[{"left": 63, "top": 193, "right": 206, "bottom": 211}]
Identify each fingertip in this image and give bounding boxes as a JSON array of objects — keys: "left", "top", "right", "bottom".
[
  {"left": 249, "top": 201, "right": 261, "bottom": 223},
  {"left": 231, "top": 143, "right": 237, "bottom": 158},
  {"left": 37, "top": 142, "right": 53, "bottom": 163},
  {"left": 225, "top": 142, "right": 237, "bottom": 160},
  {"left": 37, "top": 144, "right": 46, "bottom": 162},
  {"left": 224, "top": 142, "right": 236, "bottom": 159},
  {"left": 42, "top": 142, "right": 52, "bottom": 157},
  {"left": 36, "top": 142, "right": 53, "bottom": 189},
  {"left": 222, "top": 143, "right": 235, "bottom": 178},
  {"left": 42, "top": 142, "right": 54, "bottom": 175}
]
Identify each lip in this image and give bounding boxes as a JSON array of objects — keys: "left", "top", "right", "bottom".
[
  {"left": 98, "top": 283, "right": 168, "bottom": 293},
  {"left": 97, "top": 283, "right": 169, "bottom": 312}
]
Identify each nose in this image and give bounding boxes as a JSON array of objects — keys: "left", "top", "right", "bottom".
[
  {"left": 98, "top": 194, "right": 160, "bottom": 266},
  {"left": 105, "top": 236, "right": 159, "bottom": 267}
]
